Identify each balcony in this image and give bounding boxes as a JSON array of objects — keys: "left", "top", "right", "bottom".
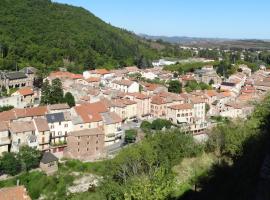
[{"left": 27, "top": 135, "right": 39, "bottom": 148}]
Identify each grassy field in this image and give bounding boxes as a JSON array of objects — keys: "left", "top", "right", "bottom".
[{"left": 171, "top": 153, "right": 216, "bottom": 198}]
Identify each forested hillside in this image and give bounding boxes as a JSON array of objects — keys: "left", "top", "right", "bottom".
[{"left": 0, "top": 0, "right": 160, "bottom": 72}]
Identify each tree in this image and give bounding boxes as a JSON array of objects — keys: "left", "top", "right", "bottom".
[
  {"left": 140, "top": 121, "right": 152, "bottom": 132},
  {"left": 151, "top": 119, "right": 172, "bottom": 130},
  {"left": 124, "top": 129, "right": 138, "bottom": 144},
  {"left": 40, "top": 79, "right": 51, "bottom": 105},
  {"left": 18, "top": 146, "right": 42, "bottom": 171},
  {"left": 0, "top": 152, "right": 21, "bottom": 175},
  {"left": 64, "top": 92, "right": 75, "bottom": 107},
  {"left": 168, "top": 80, "right": 182, "bottom": 94},
  {"left": 51, "top": 78, "right": 64, "bottom": 104}
]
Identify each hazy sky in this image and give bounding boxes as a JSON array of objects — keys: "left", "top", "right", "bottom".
[{"left": 53, "top": 0, "right": 270, "bottom": 39}]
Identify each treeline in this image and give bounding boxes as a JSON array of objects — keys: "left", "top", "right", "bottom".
[{"left": 163, "top": 61, "right": 218, "bottom": 74}]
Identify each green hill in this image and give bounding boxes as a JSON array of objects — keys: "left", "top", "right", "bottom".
[{"left": 0, "top": 0, "right": 159, "bottom": 72}]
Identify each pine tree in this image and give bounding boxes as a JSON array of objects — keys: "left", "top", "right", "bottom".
[
  {"left": 64, "top": 92, "right": 75, "bottom": 107},
  {"left": 40, "top": 79, "right": 51, "bottom": 105}
]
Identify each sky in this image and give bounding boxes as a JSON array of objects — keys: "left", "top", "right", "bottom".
[{"left": 53, "top": 0, "right": 270, "bottom": 39}]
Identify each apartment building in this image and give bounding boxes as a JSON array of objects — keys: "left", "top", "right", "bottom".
[
  {"left": 65, "top": 128, "right": 105, "bottom": 161},
  {"left": 0, "top": 122, "right": 10, "bottom": 155}
]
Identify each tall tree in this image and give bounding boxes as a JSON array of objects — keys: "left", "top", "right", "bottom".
[
  {"left": 64, "top": 92, "right": 75, "bottom": 107},
  {"left": 50, "top": 78, "right": 64, "bottom": 104},
  {"left": 40, "top": 79, "right": 51, "bottom": 105}
]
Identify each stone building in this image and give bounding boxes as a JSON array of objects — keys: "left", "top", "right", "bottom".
[
  {"left": 0, "top": 71, "right": 33, "bottom": 90},
  {"left": 65, "top": 128, "right": 105, "bottom": 161},
  {"left": 40, "top": 152, "right": 59, "bottom": 175}
]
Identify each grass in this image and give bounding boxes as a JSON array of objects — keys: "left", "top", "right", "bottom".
[
  {"left": 171, "top": 153, "right": 216, "bottom": 198},
  {"left": 0, "top": 159, "right": 108, "bottom": 200}
]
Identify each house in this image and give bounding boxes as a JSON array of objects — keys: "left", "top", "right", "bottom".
[
  {"left": 0, "top": 95, "right": 27, "bottom": 109},
  {"left": 101, "top": 112, "right": 123, "bottom": 146},
  {"left": 110, "top": 79, "right": 139, "bottom": 93},
  {"left": 126, "top": 93, "right": 151, "bottom": 119},
  {"left": 0, "top": 122, "right": 10, "bottom": 155},
  {"left": 125, "top": 66, "right": 139, "bottom": 74},
  {"left": 150, "top": 95, "right": 167, "bottom": 118},
  {"left": 65, "top": 128, "right": 105, "bottom": 161},
  {"left": 33, "top": 118, "right": 50, "bottom": 151},
  {"left": 83, "top": 69, "right": 112, "bottom": 79},
  {"left": 12, "top": 87, "right": 34, "bottom": 107},
  {"left": 40, "top": 152, "right": 59, "bottom": 175},
  {"left": 195, "top": 66, "right": 222, "bottom": 85},
  {"left": 108, "top": 98, "right": 137, "bottom": 120},
  {"left": 0, "top": 186, "right": 32, "bottom": 200},
  {"left": 46, "top": 112, "right": 73, "bottom": 145},
  {"left": 142, "top": 71, "right": 158, "bottom": 80},
  {"left": 166, "top": 103, "right": 194, "bottom": 125},
  {"left": 10, "top": 121, "right": 37, "bottom": 152},
  {"left": 0, "top": 71, "right": 33, "bottom": 90},
  {"left": 141, "top": 82, "right": 167, "bottom": 95}
]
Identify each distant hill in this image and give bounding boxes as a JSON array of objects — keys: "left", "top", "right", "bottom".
[
  {"left": 0, "top": 0, "right": 160, "bottom": 72},
  {"left": 140, "top": 34, "right": 270, "bottom": 50}
]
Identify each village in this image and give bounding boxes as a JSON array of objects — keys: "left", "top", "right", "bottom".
[{"left": 0, "top": 61, "right": 269, "bottom": 169}]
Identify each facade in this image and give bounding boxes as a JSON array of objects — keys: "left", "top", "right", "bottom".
[
  {"left": 110, "top": 79, "right": 139, "bottom": 93},
  {"left": 0, "top": 71, "right": 33, "bottom": 90},
  {"left": 101, "top": 112, "right": 123, "bottom": 146},
  {"left": 0, "top": 95, "right": 26, "bottom": 109},
  {"left": 0, "top": 122, "right": 10, "bottom": 155},
  {"left": 65, "top": 128, "right": 105, "bottom": 161},
  {"left": 46, "top": 112, "right": 73, "bottom": 145},
  {"left": 126, "top": 93, "right": 151, "bottom": 119},
  {"left": 195, "top": 66, "right": 222, "bottom": 85},
  {"left": 33, "top": 118, "right": 50, "bottom": 151},
  {"left": 12, "top": 87, "right": 34, "bottom": 107},
  {"left": 10, "top": 121, "right": 37, "bottom": 152},
  {"left": 109, "top": 98, "right": 137, "bottom": 120}
]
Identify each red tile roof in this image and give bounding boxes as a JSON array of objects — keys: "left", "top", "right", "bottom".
[
  {"left": 74, "top": 102, "right": 108, "bottom": 123},
  {"left": 0, "top": 186, "right": 31, "bottom": 200},
  {"left": 86, "top": 77, "right": 101, "bottom": 83},
  {"left": 50, "top": 71, "right": 83, "bottom": 79},
  {"left": 16, "top": 87, "right": 34, "bottom": 96},
  {"left": 151, "top": 96, "right": 166, "bottom": 105}
]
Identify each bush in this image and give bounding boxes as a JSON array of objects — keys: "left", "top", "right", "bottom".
[{"left": 125, "top": 129, "right": 138, "bottom": 144}]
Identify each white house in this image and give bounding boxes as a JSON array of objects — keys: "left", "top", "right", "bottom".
[
  {"left": 142, "top": 72, "right": 158, "bottom": 80},
  {"left": 110, "top": 79, "right": 139, "bottom": 93}
]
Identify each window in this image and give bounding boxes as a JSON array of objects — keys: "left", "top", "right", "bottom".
[
  {"left": 78, "top": 142, "right": 80, "bottom": 145},
  {"left": 18, "top": 138, "right": 21, "bottom": 144},
  {"left": 96, "top": 147, "right": 99, "bottom": 151},
  {"left": 78, "top": 148, "right": 80, "bottom": 152},
  {"left": 59, "top": 122, "right": 61, "bottom": 125},
  {"left": 87, "top": 148, "right": 89, "bottom": 151},
  {"left": 51, "top": 125, "right": 54, "bottom": 129},
  {"left": 96, "top": 140, "right": 98, "bottom": 144},
  {"left": 64, "top": 124, "right": 68, "bottom": 127},
  {"left": 58, "top": 131, "right": 62, "bottom": 135}
]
